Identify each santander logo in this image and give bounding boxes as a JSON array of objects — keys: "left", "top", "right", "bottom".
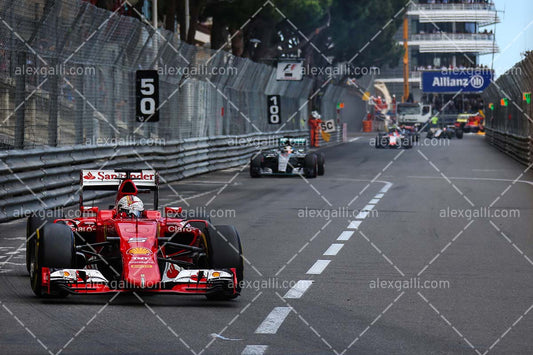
[{"left": 83, "top": 172, "right": 96, "bottom": 180}]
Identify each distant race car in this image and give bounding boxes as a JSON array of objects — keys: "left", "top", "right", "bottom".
[
  {"left": 455, "top": 113, "right": 484, "bottom": 133},
  {"left": 250, "top": 137, "right": 325, "bottom": 178},
  {"left": 26, "top": 170, "right": 243, "bottom": 300},
  {"left": 375, "top": 128, "right": 414, "bottom": 149},
  {"left": 401, "top": 124, "right": 421, "bottom": 142},
  {"left": 427, "top": 125, "right": 463, "bottom": 139}
]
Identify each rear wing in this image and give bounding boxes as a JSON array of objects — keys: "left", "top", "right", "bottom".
[{"left": 80, "top": 170, "right": 159, "bottom": 209}]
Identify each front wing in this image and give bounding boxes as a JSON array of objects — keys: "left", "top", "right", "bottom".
[{"left": 40, "top": 268, "right": 238, "bottom": 296}]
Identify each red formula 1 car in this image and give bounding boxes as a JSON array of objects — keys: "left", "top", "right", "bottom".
[
  {"left": 375, "top": 128, "right": 414, "bottom": 149},
  {"left": 455, "top": 113, "right": 484, "bottom": 133},
  {"left": 26, "top": 170, "right": 243, "bottom": 300}
]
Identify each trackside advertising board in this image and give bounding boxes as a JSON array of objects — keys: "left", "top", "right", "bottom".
[
  {"left": 276, "top": 61, "right": 303, "bottom": 81},
  {"left": 421, "top": 70, "right": 493, "bottom": 93}
]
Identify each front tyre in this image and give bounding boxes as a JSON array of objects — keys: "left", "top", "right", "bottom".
[
  {"left": 31, "top": 223, "right": 75, "bottom": 297},
  {"left": 26, "top": 215, "right": 59, "bottom": 274},
  {"left": 205, "top": 225, "right": 243, "bottom": 300}
]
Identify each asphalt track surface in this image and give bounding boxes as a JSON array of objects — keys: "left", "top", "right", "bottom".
[{"left": 0, "top": 133, "right": 532, "bottom": 354}]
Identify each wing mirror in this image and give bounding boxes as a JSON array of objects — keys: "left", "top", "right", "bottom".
[
  {"left": 165, "top": 207, "right": 183, "bottom": 217},
  {"left": 81, "top": 206, "right": 99, "bottom": 214}
]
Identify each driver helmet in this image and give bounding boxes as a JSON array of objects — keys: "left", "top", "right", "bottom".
[
  {"left": 311, "top": 111, "right": 321, "bottom": 119},
  {"left": 117, "top": 195, "right": 144, "bottom": 218},
  {"left": 282, "top": 145, "right": 293, "bottom": 154}
]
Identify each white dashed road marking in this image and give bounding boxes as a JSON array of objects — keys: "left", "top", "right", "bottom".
[
  {"left": 355, "top": 211, "right": 369, "bottom": 219},
  {"left": 283, "top": 280, "right": 314, "bottom": 299},
  {"left": 255, "top": 307, "right": 292, "bottom": 334},
  {"left": 338, "top": 231, "right": 354, "bottom": 240},
  {"left": 241, "top": 345, "right": 268, "bottom": 355},
  {"left": 246, "top": 181, "right": 394, "bottom": 354},
  {"left": 306, "top": 260, "right": 330, "bottom": 275},
  {"left": 323, "top": 244, "right": 344, "bottom": 256},
  {"left": 348, "top": 221, "right": 362, "bottom": 229},
  {"left": 380, "top": 183, "right": 392, "bottom": 193}
]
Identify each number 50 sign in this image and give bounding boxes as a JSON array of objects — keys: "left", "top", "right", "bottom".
[{"left": 136, "top": 70, "right": 159, "bottom": 122}]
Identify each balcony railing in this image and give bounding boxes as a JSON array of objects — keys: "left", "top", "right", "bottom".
[
  {"left": 410, "top": 2, "right": 496, "bottom": 12},
  {"left": 407, "top": 2, "right": 500, "bottom": 25},
  {"left": 410, "top": 33, "right": 495, "bottom": 41}
]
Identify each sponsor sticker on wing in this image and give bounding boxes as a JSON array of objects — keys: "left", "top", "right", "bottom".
[
  {"left": 161, "top": 263, "right": 182, "bottom": 282},
  {"left": 81, "top": 170, "right": 156, "bottom": 186}
]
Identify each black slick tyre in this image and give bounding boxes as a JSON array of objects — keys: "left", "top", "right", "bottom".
[
  {"left": 250, "top": 154, "right": 263, "bottom": 178},
  {"left": 317, "top": 153, "right": 325, "bottom": 176},
  {"left": 31, "top": 223, "right": 75, "bottom": 297}
]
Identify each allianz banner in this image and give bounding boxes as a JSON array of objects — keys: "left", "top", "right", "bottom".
[{"left": 422, "top": 70, "right": 493, "bottom": 93}]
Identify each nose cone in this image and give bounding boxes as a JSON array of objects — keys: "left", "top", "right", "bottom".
[{"left": 116, "top": 221, "right": 161, "bottom": 288}]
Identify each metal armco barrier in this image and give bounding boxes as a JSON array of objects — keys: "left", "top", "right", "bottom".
[
  {"left": 482, "top": 52, "right": 532, "bottom": 165},
  {"left": 484, "top": 127, "right": 531, "bottom": 165},
  {"left": 0, "top": 127, "right": 343, "bottom": 222}
]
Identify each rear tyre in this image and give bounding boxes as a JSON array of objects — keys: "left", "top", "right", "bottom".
[
  {"left": 30, "top": 223, "right": 75, "bottom": 297},
  {"left": 304, "top": 154, "right": 318, "bottom": 178},
  {"left": 317, "top": 153, "right": 325, "bottom": 176},
  {"left": 26, "top": 215, "right": 59, "bottom": 274},
  {"left": 447, "top": 130, "right": 453, "bottom": 139},
  {"left": 456, "top": 129, "right": 464, "bottom": 139},
  {"left": 426, "top": 131, "right": 433, "bottom": 139},
  {"left": 375, "top": 135, "right": 383, "bottom": 149},
  {"left": 250, "top": 154, "right": 263, "bottom": 178},
  {"left": 205, "top": 225, "right": 243, "bottom": 300}
]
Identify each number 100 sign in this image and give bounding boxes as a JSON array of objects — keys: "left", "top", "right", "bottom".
[
  {"left": 267, "top": 95, "right": 281, "bottom": 124},
  {"left": 136, "top": 70, "right": 159, "bottom": 122}
]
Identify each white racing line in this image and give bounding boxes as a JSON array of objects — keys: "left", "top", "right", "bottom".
[
  {"left": 243, "top": 181, "right": 393, "bottom": 354},
  {"left": 408, "top": 175, "right": 533, "bottom": 186}
]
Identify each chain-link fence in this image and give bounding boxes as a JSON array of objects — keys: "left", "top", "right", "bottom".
[
  {"left": 0, "top": 0, "right": 348, "bottom": 149},
  {"left": 482, "top": 53, "right": 532, "bottom": 165},
  {"left": 482, "top": 53, "right": 532, "bottom": 137}
]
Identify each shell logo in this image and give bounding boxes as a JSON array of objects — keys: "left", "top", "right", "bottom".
[{"left": 127, "top": 247, "right": 152, "bottom": 255}]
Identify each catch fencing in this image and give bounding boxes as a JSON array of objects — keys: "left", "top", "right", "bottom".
[
  {"left": 0, "top": 0, "right": 350, "bottom": 149},
  {"left": 482, "top": 53, "right": 533, "bottom": 165}
]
